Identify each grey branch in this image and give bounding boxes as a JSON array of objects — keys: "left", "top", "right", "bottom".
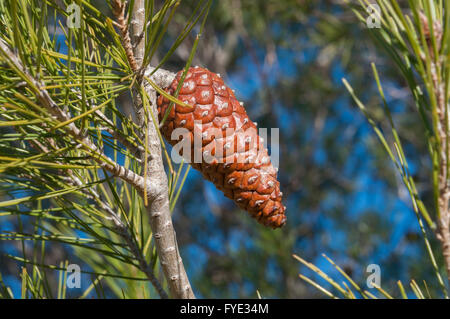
[{"left": 128, "top": 0, "right": 195, "bottom": 299}]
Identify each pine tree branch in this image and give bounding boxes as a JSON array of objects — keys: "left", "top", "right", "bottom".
[
  {"left": 114, "top": 0, "right": 195, "bottom": 298},
  {"left": 0, "top": 38, "right": 145, "bottom": 204},
  {"left": 139, "top": 70, "right": 195, "bottom": 299},
  {"left": 0, "top": 36, "right": 170, "bottom": 297}
]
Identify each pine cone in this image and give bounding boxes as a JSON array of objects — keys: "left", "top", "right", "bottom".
[{"left": 156, "top": 66, "right": 286, "bottom": 228}]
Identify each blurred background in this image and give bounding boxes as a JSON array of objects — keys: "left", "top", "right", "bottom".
[{"left": 0, "top": 0, "right": 444, "bottom": 298}]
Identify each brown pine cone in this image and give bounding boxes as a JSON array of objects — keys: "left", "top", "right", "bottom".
[{"left": 156, "top": 66, "right": 286, "bottom": 228}]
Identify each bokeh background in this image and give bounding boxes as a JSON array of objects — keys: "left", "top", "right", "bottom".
[{"left": 0, "top": 0, "right": 445, "bottom": 298}]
